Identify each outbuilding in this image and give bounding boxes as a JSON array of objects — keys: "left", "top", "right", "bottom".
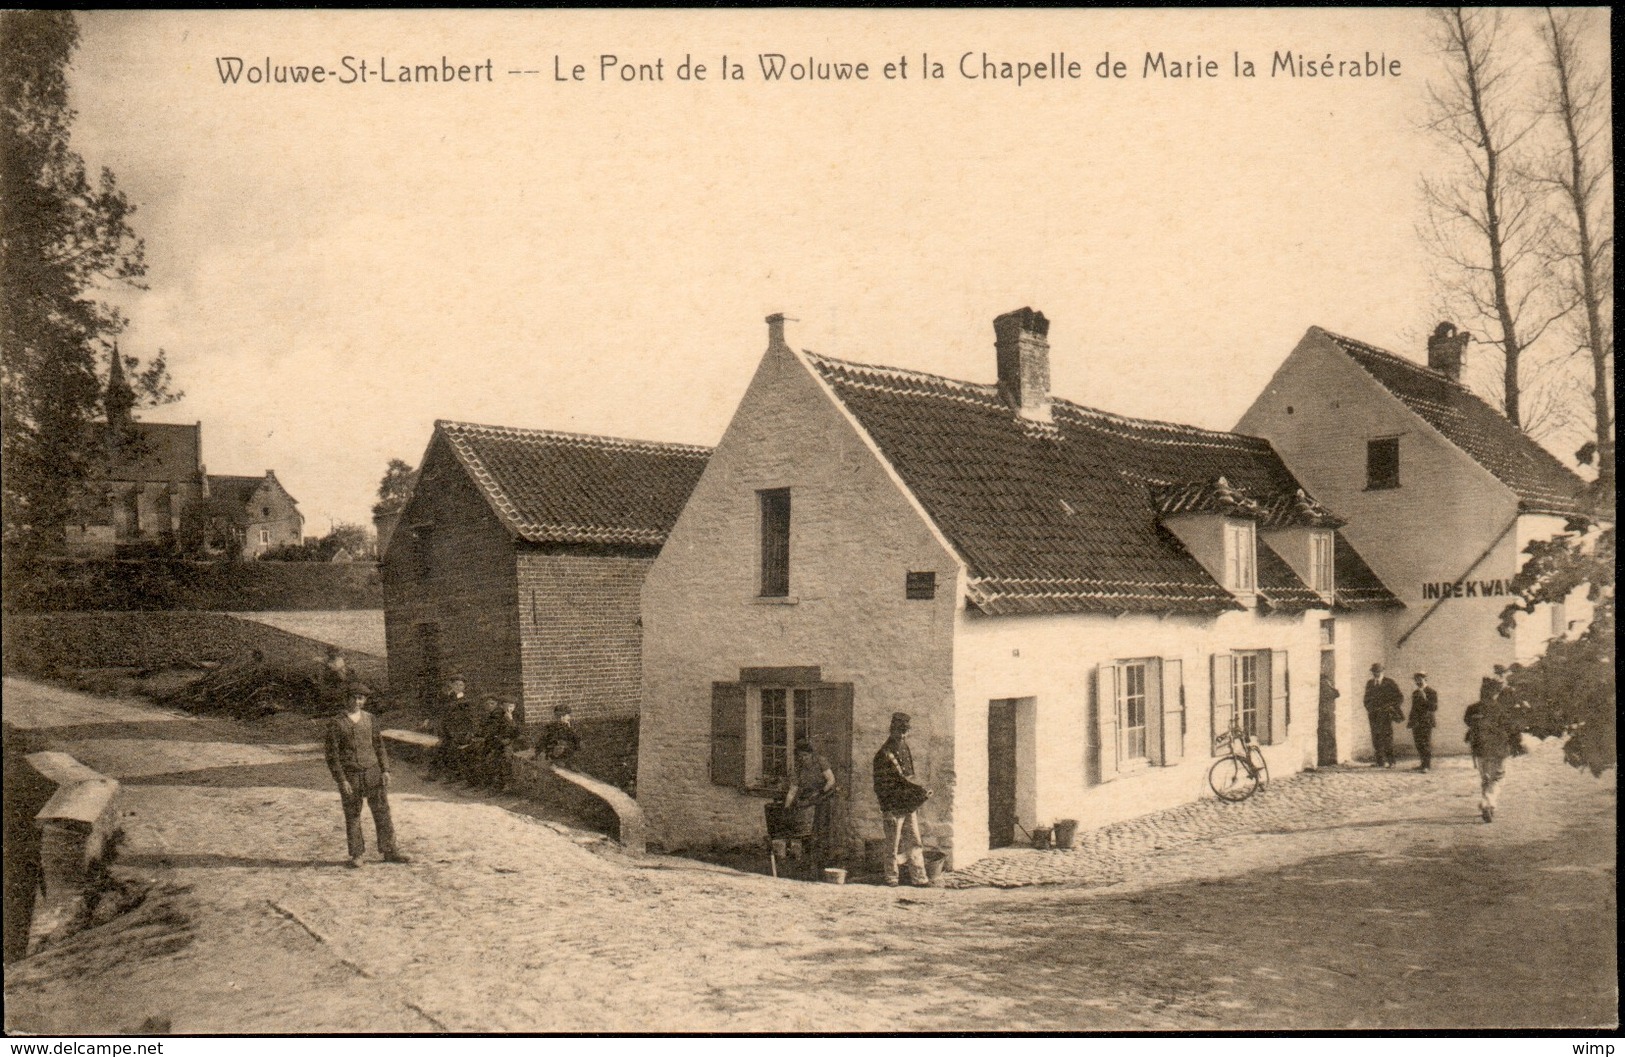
[{"left": 381, "top": 420, "right": 710, "bottom": 771}]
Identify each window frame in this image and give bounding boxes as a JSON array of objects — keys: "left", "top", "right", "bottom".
[
  {"left": 1223, "top": 519, "right": 1257, "bottom": 592},
  {"left": 1366, "top": 436, "right": 1401, "bottom": 490},
  {"left": 751, "top": 685, "right": 813, "bottom": 789},
  {"left": 1118, "top": 660, "right": 1150, "bottom": 764},
  {"left": 758, "top": 488, "right": 791, "bottom": 598},
  {"left": 1234, "top": 651, "right": 1262, "bottom": 739},
  {"left": 1310, "top": 530, "right": 1335, "bottom": 594}
]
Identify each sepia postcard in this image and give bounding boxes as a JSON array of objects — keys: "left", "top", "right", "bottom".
[{"left": 1, "top": 8, "right": 1615, "bottom": 1042}]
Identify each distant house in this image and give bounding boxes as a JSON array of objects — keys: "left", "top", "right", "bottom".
[
  {"left": 65, "top": 354, "right": 303, "bottom": 558},
  {"left": 1237, "top": 322, "right": 1600, "bottom": 755},
  {"left": 381, "top": 420, "right": 710, "bottom": 730},
  {"left": 637, "top": 311, "right": 1400, "bottom": 868}
]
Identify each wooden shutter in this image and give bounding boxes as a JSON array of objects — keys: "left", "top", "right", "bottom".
[
  {"left": 1143, "top": 661, "right": 1163, "bottom": 765},
  {"left": 1268, "top": 649, "right": 1290, "bottom": 745},
  {"left": 1210, "top": 653, "right": 1234, "bottom": 756},
  {"left": 1160, "top": 658, "right": 1185, "bottom": 765},
  {"left": 810, "top": 683, "right": 854, "bottom": 853},
  {"left": 1095, "top": 664, "right": 1120, "bottom": 782},
  {"left": 710, "top": 682, "right": 747, "bottom": 787}
]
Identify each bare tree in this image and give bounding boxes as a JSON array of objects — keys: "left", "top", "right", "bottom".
[
  {"left": 1422, "top": 7, "right": 1568, "bottom": 433},
  {"left": 1535, "top": 7, "right": 1614, "bottom": 498}
]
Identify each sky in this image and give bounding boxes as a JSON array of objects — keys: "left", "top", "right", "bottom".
[{"left": 59, "top": 9, "right": 1602, "bottom": 533}]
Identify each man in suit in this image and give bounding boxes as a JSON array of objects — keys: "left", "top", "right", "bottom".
[
  {"left": 426, "top": 673, "right": 470, "bottom": 783},
  {"left": 1362, "top": 663, "right": 1405, "bottom": 768},
  {"left": 1465, "top": 673, "right": 1517, "bottom": 822},
  {"left": 481, "top": 695, "right": 522, "bottom": 792},
  {"left": 1407, "top": 672, "right": 1438, "bottom": 772},
  {"left": 325, "top": 684, "right": 410, "bottom": 868},
  {"left": 873, "top": 712, "right": 931, "bottom": 888}
]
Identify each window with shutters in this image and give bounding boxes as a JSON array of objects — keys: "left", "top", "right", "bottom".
[
  {"left": 1215, "top": 649, "right": 1290, "bottom": 748},
  {"left": 759, "top": 488, "right": 791, "bottom": 597},
  {"left": 1096, "top": 657, "right": 1184, "bottom": 780},
  {"left": 711, "top": 671, "right": 853, "bottom": 803}
]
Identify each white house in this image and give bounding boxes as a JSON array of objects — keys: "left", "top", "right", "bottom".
[
  {"left": 638, "top": 309, "right": 1400, "bottom": 869},
  {"left": 1237, "top": 323, "right": 1599, "bottom": 758}
]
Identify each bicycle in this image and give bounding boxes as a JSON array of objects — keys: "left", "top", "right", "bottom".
[{"left": 1208, "top": 717, "right": 1270, "bottom": 802}]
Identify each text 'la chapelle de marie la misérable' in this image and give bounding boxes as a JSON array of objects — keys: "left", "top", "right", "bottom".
[{"left": 211, "top": 51, "right": 1401, "bottom": 88}]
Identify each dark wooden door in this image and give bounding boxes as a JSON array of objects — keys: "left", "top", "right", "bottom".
[
  {"left": 988, "top": 700, "right": 1018, "bottom": 849},
  {"left": 1318, "top": 650, "right": 1338, "bottom": 766}
]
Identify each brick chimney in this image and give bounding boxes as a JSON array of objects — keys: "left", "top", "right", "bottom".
[
  {"left": 994, "top": 307, "right": 1052, "bottom": 422},
  {"left": 766, "top": 312, "right": 788, "bottom": 350},
  {"left": 1427, "top": 321, "right": 1470, "bottom": 383}
]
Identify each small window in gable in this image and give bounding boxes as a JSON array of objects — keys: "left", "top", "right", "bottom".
[
  {"left": 1367, "top": 437, "right": 1400, "bottom": 490},
  {"left": 1223, "top": 520, "right": 1256, "bottom": 592},
  {"left": 906, "top": 571, "right": 936, "bottom": 600},
  {"left": 759, "top": 488, "right": 791, "bottom": 597},
  {"left": 1310, "top": 531, "right": 1335, "bottom": 594}
]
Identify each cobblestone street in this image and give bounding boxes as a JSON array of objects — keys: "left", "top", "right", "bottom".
[{"left": 4, "top": 676, "right": 1616, "bottom": 1033}]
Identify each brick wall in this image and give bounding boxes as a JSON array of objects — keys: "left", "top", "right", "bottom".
[
  {"left": 381, "top": 436, "right": 521, "bottom": 711},
  {"left": 516, "top": 549, "right": 653, "bottom": 724}
]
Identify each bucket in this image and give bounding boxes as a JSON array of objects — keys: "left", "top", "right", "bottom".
[
  {"left": 923, "top": 848, "right": 947, "bottom": 883},
  {"left": 1053, "top": 819, "right": 1079, "bottom": 850},
  {"left": 1031, "top": 825, "right": 1053, "bottom": 850},
  {"left": 823, "top": 867, "right": 847, "bottom": 885}
]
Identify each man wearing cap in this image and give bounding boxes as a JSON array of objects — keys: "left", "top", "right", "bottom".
[
  {"left": 1464, "top": 667, "right": 1517, "bottom": 822},
  {"left": 1362, "top": 663, "right": 1405, "bottom": 768},
  {"left": 1407, "top": 672, "right": 1438, "bottom": 772},
  {"left": 537, "top": 704, "right": 581, "bottom": 766},
  {"left": 325, "top": 684, "right": 409, "bottom": 867},
  {"left": 873, "top": 712, "right": 931, "bottom": 887},
  {"left": 427, "top": 674, "right": 471, "bottom": 783}
]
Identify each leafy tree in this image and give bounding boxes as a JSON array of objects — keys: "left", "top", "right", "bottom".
[
  {"left": 258, "top": 522, "right": 374, "bottom": 562},
  {"left": 372, "top": 458, "right": 417, "bottom": 519},
  {"left": 1, "top": 12, "right": 176, "bottom": 555},
  {"left": 178, "top": 496, "right": 245, "bottom": 561},
  {"left": 1497, "top": 521, "right": 1614, "bottom": 775}
]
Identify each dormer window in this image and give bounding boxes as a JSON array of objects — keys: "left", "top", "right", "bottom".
[
  {"left": 1310, "top": 530, "right": 1335, "bottom": 594},
  {"left": 1223, "top": 520, "right": 1256, "bottom": 592}
]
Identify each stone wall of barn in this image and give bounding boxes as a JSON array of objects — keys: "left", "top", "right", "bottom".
[
  {"left": 515, "top": 549, "right": 653, "bottom": 724},
  {"left": 382, "top": 436, "right": 521, "bottom": 711}
]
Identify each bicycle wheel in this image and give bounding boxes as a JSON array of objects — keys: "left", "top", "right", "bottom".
[
  {"left": 1208, "top": 754, "right": 1258, "bottom": 802},
  {"left": 1248, "top": 746, "right": 1270, "bottom": 789}
]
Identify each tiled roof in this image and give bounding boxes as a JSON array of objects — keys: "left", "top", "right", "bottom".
[
  {"left": 805, "top": 351, "right": 1396, "bottom": 616},
  {"left": 1331, "top": 533, "right": 1403, "bottom": 611},
  {"left": 206, "top": 474, "right": 265, "bottom": 507},
  {"left": 1323, "top": 330, "right": 1591, "bottom": 517},
  {"left": 435, "top": 420, "right": 711, "bottom": 547},
  {"left": 1255, "top": 542, "right": 1328, "bottom": 614}
]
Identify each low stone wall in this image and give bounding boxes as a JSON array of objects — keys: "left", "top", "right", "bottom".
[
  {"left": 23, "top": 752, "right": 123, "bottom": 955},
  {"left": 382, "top": 731, "right": 645, "bottom": 853}
]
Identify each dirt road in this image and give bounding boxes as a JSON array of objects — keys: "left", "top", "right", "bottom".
[{"left": 3, "top": 676, "right": 1615, "bottom": 1033}]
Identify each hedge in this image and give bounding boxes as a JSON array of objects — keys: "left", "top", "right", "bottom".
[{"left": 1, "top": 558, "right": 382, "bottom": 613}]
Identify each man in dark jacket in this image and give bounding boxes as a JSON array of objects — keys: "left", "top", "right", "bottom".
[
  {"left": 1465, "top": 674, "right": 1518, "bottom": 822},
  {"left": 427, "top": 674, "right": 471, "bottom": 782},
  {"left": 536, "top": 704, "right": 581, "bottom": 767},
  {"left": 873, "top": 712, "right": 931, "bottom": 887},
  {"left": 1407, "top": 672, "right": 1438, "bottom": 772},
  {"left": 325, "top": 684, "right": 409, "bottom": 868},
  {"left": 481, "top": 696, "right": 522, "bottom": 791},
  {"left": 1362, "top": 663, "right": 1405, "bottom": 767}
]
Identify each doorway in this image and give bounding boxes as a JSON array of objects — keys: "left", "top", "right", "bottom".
[
  {"left": 1318, "top": 644, "right": 1338, "bottom": 766},
  {"left": 988, "top": 700, "right": 1018, "bottom": 849}
]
